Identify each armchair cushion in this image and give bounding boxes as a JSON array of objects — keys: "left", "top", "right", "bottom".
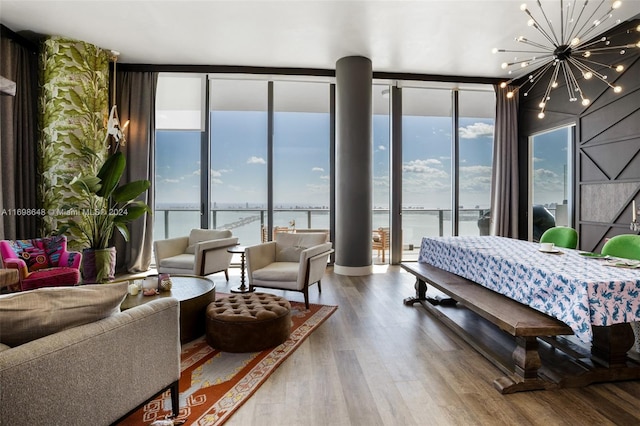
[{"left": 0, "top": 282, "right": 127, "bottom": 347}]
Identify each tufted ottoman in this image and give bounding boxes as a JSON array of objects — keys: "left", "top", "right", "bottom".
[{"left": 206, "top": 292, "right": 292, "bottom": 352}]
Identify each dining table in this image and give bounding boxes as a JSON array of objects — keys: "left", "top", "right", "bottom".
[{"left": 418, "top": 235, "right": 640, "bottom": 344}]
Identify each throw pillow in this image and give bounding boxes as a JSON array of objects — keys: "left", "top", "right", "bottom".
[
  {"left": 0, "top": 282, "right": 128, "bottom": 347},
  {"left": 276, "top": 245, "right": 305, "bottom": 262},
  {"left": 10, "top": 239, "right": 50, "bottom": 271}
]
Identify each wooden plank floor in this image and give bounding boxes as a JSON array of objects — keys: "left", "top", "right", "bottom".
[{"left": 200, "top": 265, "right": 640, "bottom": 425}]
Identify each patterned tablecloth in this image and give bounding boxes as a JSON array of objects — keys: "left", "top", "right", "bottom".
[{"left": 418, "top": 236, "right": 640, "bottom": 343}]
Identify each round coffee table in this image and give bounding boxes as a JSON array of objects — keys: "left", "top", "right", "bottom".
[{"left": 121, "top": 275, "right": 215, "bottom": 343}]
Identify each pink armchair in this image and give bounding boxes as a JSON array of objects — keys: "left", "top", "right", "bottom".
[{"left": 0, "top": 236, "right": 82, "bottom": 291}]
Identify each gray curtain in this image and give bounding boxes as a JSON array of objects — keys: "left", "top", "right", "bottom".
[
  {"left": 490, "top": 84, "right": 519, "bottom": 238},
  {"left": 113, "top": 70, "right": 158, "bottom": 273},
  {"left": 0, "top": 27, "right": 39, "bottom": 240}
]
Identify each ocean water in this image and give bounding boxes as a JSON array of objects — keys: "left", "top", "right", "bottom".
[{"left": 153, "top": 209, "right": 485, "bottom": 260}]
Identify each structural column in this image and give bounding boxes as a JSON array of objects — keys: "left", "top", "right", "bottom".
[{"left": 334, "top": 56, "right": 372, "bottom": 276}]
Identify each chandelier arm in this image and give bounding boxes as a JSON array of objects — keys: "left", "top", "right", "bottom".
[
  {"left": 573, "top": 36, "right": 608, "bottom": 51},
  {"left": 518, "top": 38, "right": 556, "bottom": 51},
  {"left": 575, "top": 6, "right": 617, "bottom": 42},
  {"left": 522, "top": 62, "right": 556, "bottom": 95},
  {"left": 577, "top": 43, "right": 637, "bottom": 53},
  {"left": 563, "top": 0, "right": 580, "bottom": 43},
  {"left": 577, "top": 57, "right": 621, "bottom": 70},
  {"left": 503, "top": 54, "right": 554, "bottom": 70},
  {"left": 532, "top": 0, "right": 561, "bottom": 45},
  {"left": 562, "top": 61, "right": 581, "bottom": 101},
  {"left": 568, "top": 58, "right": 616, "bottom": 89},
  {"left": 570, "top": 0, "right": 607, "bottom": 43},
  {"left": 566, "top": 0, "right": 593, "bottom": 43}
]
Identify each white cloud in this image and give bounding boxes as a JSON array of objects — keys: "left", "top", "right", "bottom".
[
  {"left": 403, "top": 159, "right": 446, "bottom": 176},
  {"left": 312, "top": 167, "right": 324, "bottom": 172},
  {"left": 247, "top": 156, "right": 266, "bottom": 164},
  {"left": 320, "top": 175, "right": 330, "bottom": 180},
  {"left": 211, "top": 178, "right": 223, "bottom": 185},
  {"left": 162, "top": 178, "right": 181, "bottom": 184},
  {"left": 192, "top": 169, "right": 201, "bottom": 176},
  {"left": 459, "top": 122, "right": 494, "bottom": 139},
  {"left": 378, "top": 145, "right": 386, "bottom": 151}
]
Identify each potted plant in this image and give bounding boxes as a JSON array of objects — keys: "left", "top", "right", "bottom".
[{"left": 65, "top": 150, "right": 151, "bottom": 283}]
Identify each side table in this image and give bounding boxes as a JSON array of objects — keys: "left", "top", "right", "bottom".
[{"left": 227, "top": 245, "right": 252, "bottom": 293}]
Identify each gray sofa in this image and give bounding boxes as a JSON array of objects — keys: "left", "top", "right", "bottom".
[{"left": 0, "top": 296, "right": 181, "bottom": 425}]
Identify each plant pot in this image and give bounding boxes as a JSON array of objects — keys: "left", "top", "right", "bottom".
[{"left": 82, "top": 247, "right": 116, "bottom": 283}]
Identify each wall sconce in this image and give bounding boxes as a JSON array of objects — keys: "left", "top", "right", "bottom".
[
  {"left": 631, "top": 200, "right": 639, "bottom": 232},
  {"left": 104, "top": 50, "right": 129, "bottom": 150}
]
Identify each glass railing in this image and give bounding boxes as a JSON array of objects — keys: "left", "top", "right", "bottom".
[{"left": 153, "top": 207, "right": 491, "bottom": 261}]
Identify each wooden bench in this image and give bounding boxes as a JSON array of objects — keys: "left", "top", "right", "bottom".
[{"left": 401, "top": 262, "right": 574, "bottom": 393}]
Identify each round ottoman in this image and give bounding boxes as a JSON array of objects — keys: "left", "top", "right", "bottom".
[{"left": 206, "top": 292, "right": 292, "bottom": 352}]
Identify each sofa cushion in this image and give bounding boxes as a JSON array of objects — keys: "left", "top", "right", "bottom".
[
  {"left": 185, "top": 229, "right": 232, "bottom": 254},
  {"left": 0, "top": 282, "right": 127, "bottom": 347},
  {"left": 9, "top": 239, "right": 50, "bottom": 270},
  {"left": 159, "top": 253, "right": 195, "bottom": 269}
]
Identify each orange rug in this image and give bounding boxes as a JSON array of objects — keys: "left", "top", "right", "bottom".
[{"left": 117, "top": 300, "right": 337, "bottom": 426}]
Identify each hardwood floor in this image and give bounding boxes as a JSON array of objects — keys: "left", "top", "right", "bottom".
[{"left": 205, "top": 265, "right": 640, "bottom": 425}]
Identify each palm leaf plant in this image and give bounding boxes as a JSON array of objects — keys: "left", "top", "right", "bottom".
[{"left": 64, "top": 151, "right": 150, "bottom": 282}]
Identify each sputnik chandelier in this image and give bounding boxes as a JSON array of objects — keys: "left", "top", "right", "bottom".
[{"left": 494, "top": 0, "right": 640, "bottom": 119}]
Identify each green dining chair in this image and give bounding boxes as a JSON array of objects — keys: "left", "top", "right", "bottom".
[
  {"left": 539, "top": 226, "right": 578, "bottom": 249},
  {"left": 601, "top": 234, "right": 640, "bottom": 260}
]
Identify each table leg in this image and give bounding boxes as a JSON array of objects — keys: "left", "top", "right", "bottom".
[
  {"left": 404, "top": 278, "right": 428, "bottom": 305},
  {"left": 231, "top": 252, "right": 252, "bottom": 293},
  {"left": 591, "top": 323, "right": 635, "bottom": 367}
]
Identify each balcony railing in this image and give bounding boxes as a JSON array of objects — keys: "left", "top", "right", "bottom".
[{"left": 153, "top": 207, "right": 494, "bottom": 261}]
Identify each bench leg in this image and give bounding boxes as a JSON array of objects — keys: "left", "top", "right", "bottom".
[
  {"left": 494, "top": 336, "right": 551, "bottom": 394},
  {"left": 404, "top": 278, "right": 428, "bottom": 305}
]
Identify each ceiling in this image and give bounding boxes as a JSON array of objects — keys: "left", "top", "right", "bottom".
[{"left": 2, "top": 0, "right": 640, "bottom": 79}]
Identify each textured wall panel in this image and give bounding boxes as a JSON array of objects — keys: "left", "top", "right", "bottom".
[{"left": 580, "top": 182, "right": 638, "bottom": 222}]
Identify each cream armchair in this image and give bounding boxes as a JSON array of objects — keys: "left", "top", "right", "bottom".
[
  {"left": 154, "top": 229, "right": 239, "bottom": 280},
  {"left": 246, "top": 232, "right": 333, "bottom": 309}
]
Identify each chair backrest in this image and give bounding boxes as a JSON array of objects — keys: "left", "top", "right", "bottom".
[
  {"left": 539, "top": 226, "right": 578, "bottom": 249},
  {"left": 601, "top": 234, "right": 640, "bottom": 260},
  {"left": 274, "top": 232, "right": 328, "bottom": 262}
]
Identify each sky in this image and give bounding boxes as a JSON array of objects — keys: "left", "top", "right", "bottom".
[{"left": 155, "top": 111, "right": 497, "bottom": 210}]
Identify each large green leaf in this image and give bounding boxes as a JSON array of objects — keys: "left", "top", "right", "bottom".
[
  {"left": 113, "top": 202, "right": 151, "bottom": 223},
  {"left": 112, "top": 180, "right": 150, "bottom": 204},
  {"left": 96, "top": 152, "right": 125, "bottom": 197}
]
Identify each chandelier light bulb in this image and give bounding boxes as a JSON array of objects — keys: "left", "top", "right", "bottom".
[
  {"left": 571, "top": 37, "right": 580, "bottom": 46},
  {"left": 594, "top": 19, "right": 601, "bottom": 26},
  {"left": 538, "top": 112, "right": 545, "bottom": 119},
  {"left": 520, "top": 3, "right": 527, "bottom": 11},
  {"left": 500, "top": 82, "right": 508, "bottom": 88},
  {"left": 539, "top": 102, "right": 546, "bottom": 108},
  {"left": 581, "top": 99, "right": 590, "bottom": 106},
  {"left": 492, "top": 48, "right": 499, "bottom": 54},
  {"left": 613, "top": 1, "right": 622, "bottom": 9},
  {"left": 501, "top": 62, "right": 508, "bottom": 69},
  {"left": 614, "top": 86, "right": 622, "bottom": 93},
  {"left": 584, "top": 71, "right": 593, "bottom": 79},
  {"left": 552, "top": 81, "right": 558, "bottom": 88},
  {"left": 583, "top": 51, "right": 591, "bottom": 57},
  {"left": 615, "top": 65, "right": 624, "bottom": 72},
  {"left": 528, "top": 19, "right": 535, "bottom": 27},
  {"left": 507, "top": 91, "right": 515, "bottom": 99}
]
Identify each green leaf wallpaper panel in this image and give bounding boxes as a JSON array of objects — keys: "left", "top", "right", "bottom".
[{"left": 39, "top": 36, "right": 109, "bottom": 249}]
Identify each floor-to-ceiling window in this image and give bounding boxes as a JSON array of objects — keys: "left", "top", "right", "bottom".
[
  {"left": 458, "top": 90, "right": 495, "bottom": 236},
  {"left": 154, "top": 74, "right": 205, "bottom": 239},
  {"left": 209, "top": 79, "right": 268, "bottom": 246},
  {"left": 372, "top": 84, "right": 391, "bottom": 263},
  {"left": 529, "top": 125, "right": 574, "bottom": 241},
  {"left": 400, "top": 86, "right": 494, "bottom": 260},
  {"left": 273, "top": 81, "right": 330, "bottom": 232},
  {"left": 155, "top": 73, "right": 494, "bottom": 264}
]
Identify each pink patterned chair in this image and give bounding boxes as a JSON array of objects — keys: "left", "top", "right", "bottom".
[{"left": 0, "top": 236, "right": 82, "bottom": 291}]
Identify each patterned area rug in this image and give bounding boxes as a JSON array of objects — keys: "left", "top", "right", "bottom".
[{"left": 117, "top": 300, "right": 337, "bottom": 426}]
